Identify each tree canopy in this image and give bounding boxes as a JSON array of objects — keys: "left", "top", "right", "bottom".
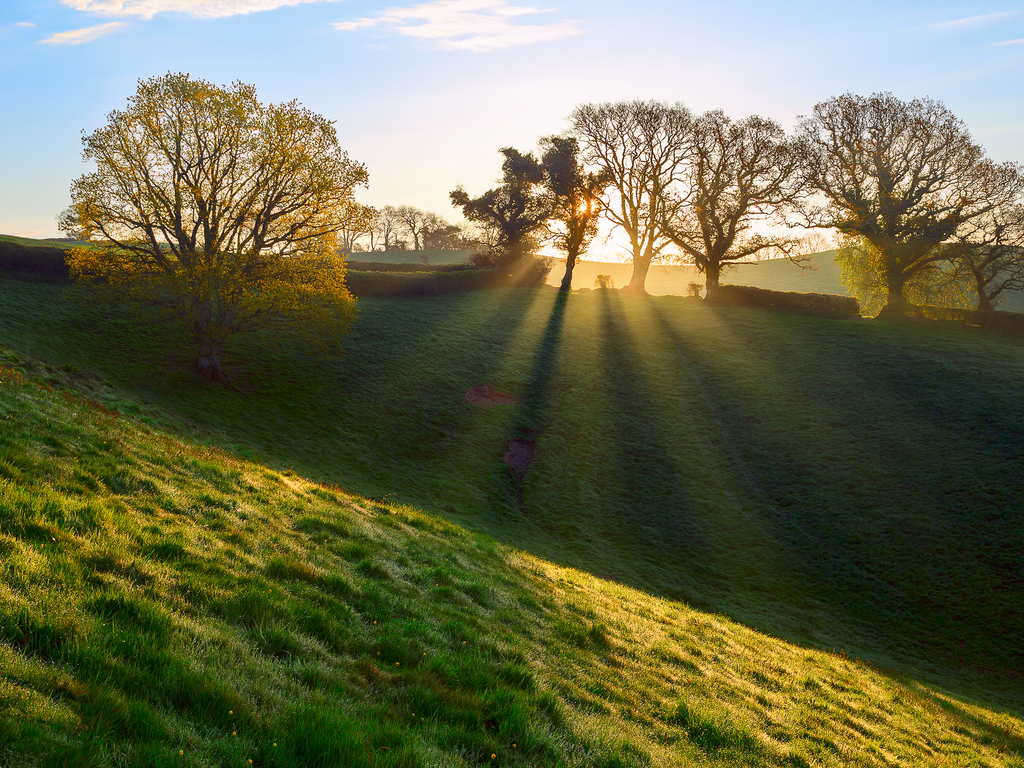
[
  {"left": 796, "top": 92, "right": 1023, "bottom": 314},
  {"left": 65, "top": 73, "right": 366, "bottom": 380},
  {"left": 450, "top": 147, "right": 553, "bottom": 284},
  {"left": 571, "top": 100, "right": 691, "bottom": 293},
  {"left": 540, "top": 135, "right": 612, "bottom": 291},
  {"left": 661, "top": 110, "right": 804, "bottom": 295}
]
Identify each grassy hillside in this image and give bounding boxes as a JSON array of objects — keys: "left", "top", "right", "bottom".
[
  {"left": 2, "top": 346, "right": 1023, "bottom": 767},
  {"left": 0, "top": 278, "right": 1022, "bottom": 715}
]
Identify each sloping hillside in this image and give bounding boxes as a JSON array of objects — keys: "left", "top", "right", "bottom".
[{"left": 2, "top": 347, "right": 1023, "bottom": 767}]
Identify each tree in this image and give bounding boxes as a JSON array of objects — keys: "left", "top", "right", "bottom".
[
  {"left": 539, "top": 135, "right": 612, "bottom": 291},
  {"left": 64, "top": 73, "right": 366, "bottom": 381},
  {"left": 422, "top": 220, "right": 469, "bottom": 250},
  {"left": 392, "top": 205, "right": 432, "bottom": 250},
  {"left": 661, "top": 111, "right": 806, "bottom": 296},
  {"left": 571, "top": 100, "right": 691, "bottom": 293},
  {"left": 337, "top": 203, "right": 377, "bottom": 255},
  {"left": 836, "top": 234, "right": 970, "bottom": 317},
  {"left": 374, "top": 206, "right": 407, "bottom": 250},
  {"left": 450, "top": 147, "right": 553, "bottom": 284},
  {"left": 796, "top": 92, "right": 1022, "bottom": 314},
  {"left": 947, "top": 200, "right": 1024, "bottom": 313}
]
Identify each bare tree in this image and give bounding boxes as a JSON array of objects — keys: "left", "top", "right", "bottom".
[
  {"left": 540, "top": 135, "right": 612, "bottom": 291},
  {"left": 948, "top": 200, "right": 1024, "bottom": 314},
  {"left": 796, "top": 92, "right": 1023, "bottom": 314},
  {"left": 394, "top": 205, "right": 432, "bottom": 250},
  {"left": 375, "top": 205, "right": 407, "bottom": 251},
  {"left": 337, "top": 203, "right": 377, "bottom": 255},
  {"left": 661, "top": 111, "right": 805, "bottom": 296},
  {"left": 571, "top": 100, "right": 691, "bottom": 293}
]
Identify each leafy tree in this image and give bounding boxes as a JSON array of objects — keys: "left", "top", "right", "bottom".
[
  {"left": 571, "top": 100, "right": 691, "bottom": 293},
  {"left": 422, "top": 220, "right": 469, "bottom": 250},
  {"left": 661, "top": 111, "right": 805, "bottom": 296},
  {"left": 796, "top": 92, "right": 1022, "bottom": 314},
  {"left": 450, "top": 147, "right": 553, "bottom": 284},
  {"left": 539, "top": 135, "right": 612, "bottom": 291},
  {"left": 836, "top": 235, "right": 970, "bottom": 316},
  {"left": 64, "top": 73, "right": 366, "bottom": 381}
]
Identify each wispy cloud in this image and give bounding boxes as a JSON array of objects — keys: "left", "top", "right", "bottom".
[
  {"left": 930, "top": 11, "right": 1019, "bottom": 29},
  {"left": 40, "top": 22, "right": 126, "bottom": 45},
  {"left": 63, "top": 0, "right": 339, "bottom": 20},
  {"left": 15, "top": 22, "right": 37, "bottom": 27},
  {"left": 995, "top": 37, "right": 1024, "bottom": 44},
  {"left": 335, "top": 0, "right": 582, "bottom": 52}
]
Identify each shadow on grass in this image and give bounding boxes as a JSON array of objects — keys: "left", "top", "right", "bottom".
[
  {"left": 586, "top": 289, "right": 716, "bottom": 590},
  {"left": 493, "top": 290, "right": 572, "bottom": 512},
  {"left": 647, "top": 299, "right": 1024, "bottom": 713}
]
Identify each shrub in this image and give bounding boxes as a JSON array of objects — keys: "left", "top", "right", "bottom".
[
  {"left": 687, "top": 281, "right": 703, "bottom": 298},
  {"left": 707, "top": 284, "right": 859, "bottom": 317},
  {"left": 595, "top": 274, "right": 615, "bottom": 290}
]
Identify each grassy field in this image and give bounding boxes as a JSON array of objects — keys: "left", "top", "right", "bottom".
[
  {"left": 2, "top": 342, "right": 1024, "bottom": 767},
  {"left": 0, "top": 275, "right": 1022, "bottom": 713}
]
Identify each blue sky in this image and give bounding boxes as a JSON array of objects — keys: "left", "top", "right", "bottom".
[{"left": 1, "top": 0, "right": 1022, "bottom": 245}]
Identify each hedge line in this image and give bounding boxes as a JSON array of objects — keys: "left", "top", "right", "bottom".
[
  {"left": 910, "top": 305, "right": 1024, "bottom": 335},
  {"left": 345, "top": 268, "right": 494, "bottom": 297},
  {"left": 346, "top": 261, "right": 477, "bottom": 274},
  {"left": 0, "top": 239, "right": 70, "bottom": 280},
  {"left": 707, "top": 284, "right": 860, "bottom": 317}
]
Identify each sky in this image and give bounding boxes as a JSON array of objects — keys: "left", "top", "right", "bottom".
[{"left": 1, "top": 0, "right": 1023, "bottom": 258}]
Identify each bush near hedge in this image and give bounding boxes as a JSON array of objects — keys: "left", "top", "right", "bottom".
[
  {"left": 345, "top": 268, "right": 494, "bottom": 297},
  {"left": 707, "top": 284, "right": 860, "bottom": 317}
]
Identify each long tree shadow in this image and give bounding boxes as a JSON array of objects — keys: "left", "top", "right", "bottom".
[
  {"left": 647, "top": 299, "right": 1024, "bottom": 713},
  {"left": 494, "top": 289, "right": 570, "bottom": 512}
]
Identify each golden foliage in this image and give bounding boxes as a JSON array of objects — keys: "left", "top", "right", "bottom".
[
  {"left": 836, "top": 235, "right": 972, "bottom": 316},
  {"left": 64, "top": 73, "right": 367, "bottom": 372}
]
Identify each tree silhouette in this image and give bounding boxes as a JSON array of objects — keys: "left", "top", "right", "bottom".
[
  {"left": 450, "top": 147, "right": 553, "bottom": 283},
  {"left": 796, "top": 92, "right": 1022, "bottom": 315},
  {"left": 571, "top": 100, "right": 691, "bottom": 293},
  {"left": 540, "top": 135, "right": 612, "bottom": 291},
  {"left": 661, "top": 111, "right": 804, "bottom": 296}
]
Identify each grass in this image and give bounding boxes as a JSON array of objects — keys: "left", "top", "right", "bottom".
[{"left": 1, "top": 346, "right": 1024, "bottom": 767}]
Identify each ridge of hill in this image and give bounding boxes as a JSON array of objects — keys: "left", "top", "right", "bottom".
[{"left": 1, "top": 346, "right": 1023, "bottom": 767}]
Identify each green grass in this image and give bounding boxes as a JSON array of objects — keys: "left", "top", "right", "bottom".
[
  {"left": 2, "top": 278, "right": 1022, "bottom": 702},
  {"left": 2, "top": 346, "right": 1024, "bottom": 767}
]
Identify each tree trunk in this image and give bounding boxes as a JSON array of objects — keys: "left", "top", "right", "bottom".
[
  {"left": 878, "top": 270, "right": 910, "bottom": 316},
  {"left": 703, "top": 262, "right": 721, "bottom": 298},
  {"left": 559, "top": 250, "right": 578, "bottom": 292},
  {"left": 625, "top": 254, "right": 652, "bottom": 293},
  {"left": 195, "top": 354, "right": 223, "bottom": 381}
]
